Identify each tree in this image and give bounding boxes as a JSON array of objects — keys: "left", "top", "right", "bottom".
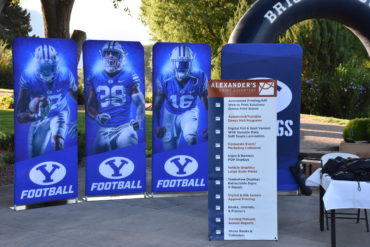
[
  {"left": 279, "top": 19, "right": 367, "bottom": 79},
  {"left": 40, "top": 0, "right": 85, "bottom": 59},
  {"left": 0, "top": 0, "right": 8, "bottom": 14},
  {"left": 140, "top": 0, "right": 239, "bottom": 57},
  {"left": 139, "top": 0, "right": 367, "bottom": 80},
  {"left": 0, "top": 0, "right": 32, "bottom": 47},
  {"left": 40, "top": 0, "right": 74, "bottom": 38},
  {"left": 212, "top": 0, "right": 254, "bottom": 77}
]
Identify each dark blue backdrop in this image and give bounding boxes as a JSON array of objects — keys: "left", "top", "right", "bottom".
[
  {"left": 221, "top": 44, "right": 302, "bottom": 191},
  {"left": 13, "top": 37, "right": 78, "bottom": 205}
]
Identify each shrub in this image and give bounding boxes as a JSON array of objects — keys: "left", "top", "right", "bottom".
[
  {"left": 145, "top": 95, "right": 152, "bottom": 104},
  {"left": 343, "top": 118, "right": 370, "bottom": 141},
  {"left": 0, "top": 40, "right": 13, "bottom": 89},
  {"left": 77, "top": 68, "right": 85, "bottom": 105},
  {"left": 0, "top": 131, "right": 14, "bottom": 152},
  {"left": 301, "top": 59, "right": 370, "bottom": 119},
  {"left": 0, "top": 152, "right": 14, "bottom": 165},
  {"left": 78, "top": 131, "right": 86, "bottom": 165},
  {"left": 0, "top": 95, "right": 14, "bottom": 109}
]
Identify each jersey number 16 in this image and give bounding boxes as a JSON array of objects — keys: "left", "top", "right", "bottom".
[{"left": 170, "top": 94, "right": 194, "bottom": 109}]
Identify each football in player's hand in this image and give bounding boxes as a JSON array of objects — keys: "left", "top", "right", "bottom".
[
  {"left": 29, "top": 97, "right": 49, "bottom": 113},
  {"left": 156, "top": 126, "right": 166, "bottom": 138},
  {"left": 202, "top": 128, "right": 208, "bottom": 140}
]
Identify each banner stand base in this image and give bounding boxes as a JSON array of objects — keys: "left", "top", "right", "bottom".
[
  {"left": 83, "top": 193, "right": 148, "bottom": 202},
  {"left": 278, "top": 190, "right": 299, "bottom": 196},
  {"left": 150, "top": 191, "right": 207, "bottom": 198},
  {"left": 11, "top": 198, "right": 80, "bottom": 211}
]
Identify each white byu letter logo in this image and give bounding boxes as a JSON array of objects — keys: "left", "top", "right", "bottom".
[
  {"left": 29, "top": 161, "right": 66, "bottom": 185},
  {"left": 164, "top": 155, "right": 198, "bottom": 177},
  {"left": 99, "top": 157, "right": 134, "bottom": 179},
  {"left": 251, "top": 77, "right": 292, "bottom": 113}
]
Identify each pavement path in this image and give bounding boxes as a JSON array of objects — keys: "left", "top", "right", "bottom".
[{"left": 300, "top": 116, "right": 344, "bottom": 153}]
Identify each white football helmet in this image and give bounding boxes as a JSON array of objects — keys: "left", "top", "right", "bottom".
[
  {"left": 34, "top": 44, "right": 58, "bottom": 84},
  {"left": 170, "top": 45, "right": 194, "bottom": 81},
  {"left": 101, "top": 41, "right": 126, "bottom": 74}
]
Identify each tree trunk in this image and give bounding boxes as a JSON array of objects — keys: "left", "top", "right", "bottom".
[
  {"left": 0, "top": 0, "right": 8, "bottom": 15},
  {"left": 71, "top": 29, "right": 86, "bottom": 61},
  {"left": 41, "top": 0, "right": 75, "bottom": 38}
]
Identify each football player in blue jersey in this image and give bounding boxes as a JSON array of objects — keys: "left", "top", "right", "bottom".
[
  {"left": 16, "top": 44, "right": 78, "bottom": 158},
  {"left": 154, "top": 45, "right": 208, "bottom": 151},
  {"left": 86, "top": 41, "right": 145, "bottom": 154}
]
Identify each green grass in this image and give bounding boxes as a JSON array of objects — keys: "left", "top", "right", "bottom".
[
  {"left": 301, "top": 114, "right": 349, "bottom": 126},
  {"left": 146, "top": 111, "right": 152, "bottom": 154},
  {"left": 0, "top": 110, "right": 87, "bottom": 134},
  {"left": 0, "top": 109, "right": 14, "bottom": 135}
]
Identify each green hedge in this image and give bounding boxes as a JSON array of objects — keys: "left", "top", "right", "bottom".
[
  {"left": 0, "top": 95, "right": 14, "bottom": 109},
  {"left": 343, "top": 118, "right": 370, "bottom": 141},
  {"left": 302, "top": 59, "right": 370, "bottom": 119},
  {"left": 0, "top": 41, "right": 13, "bottom": 89}
]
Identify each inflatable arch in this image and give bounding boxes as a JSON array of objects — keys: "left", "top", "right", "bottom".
[{"left": 229, "top": 0, "right": 370, "bottom": 55}]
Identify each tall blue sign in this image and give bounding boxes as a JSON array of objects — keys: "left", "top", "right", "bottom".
[
  {"left": 83, "top": 40, "right": 146, "bottom": 197},
  {"left": 13, "top": 37, "right": 78, "bottom": 205},
  {"left": 152, "top": 43, "right": 211, "bottom": 193},
  {"left": 222, "top": 44, "right": 302, "bottom": 190}
]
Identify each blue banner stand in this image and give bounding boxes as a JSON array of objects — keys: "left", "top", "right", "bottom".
[
  {"left": 221, "top": 44, "right": 303, "bottom": 191},
  {"left": 82, "top": 40, "right": 147, "bottom": 201},
  {"left": 12, "top": 37, "right": 79, "bottom": 210}
]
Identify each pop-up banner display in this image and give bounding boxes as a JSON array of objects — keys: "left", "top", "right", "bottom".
[
  {"left": 208, "top": 79, "right": 277, "bottom": 240},
  {"left": 222, "top": 44, "right": 302, "bottom": 191},
  {"left": 83, "top": 40, "right": 146, "bottom": 197},
  {"left": 152, "top": 43, "right": 211, "bottom": 193},
  {"left": 13, "top": 37, "right": 78, "bottom": 205}
]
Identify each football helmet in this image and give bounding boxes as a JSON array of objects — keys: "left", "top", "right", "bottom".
[
  {"left": 101, "top": 41, "right": 126, "bottom": 74},
  {"left": 170, "top": 45, "right": 194, "bottom": 81},
  {"left": 34, "top": 44, "right": 58, "bottom": 84}
]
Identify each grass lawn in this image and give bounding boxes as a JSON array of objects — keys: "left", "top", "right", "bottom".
[{"left": 300, "top": 114, "right": 349, "bottom": 126}]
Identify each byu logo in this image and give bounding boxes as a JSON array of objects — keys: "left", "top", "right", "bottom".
[
  {"left": 99, "top": 157, "right": 134, "bottom": 179},
  {"left": 29, "top": 161, "right": 66, "bottom": 186},
  {"left": 164, "top": 155, "right": 198, "bottom": 177},
  {"left": 251, "top": 77, "right": 292, "bottom": 113},
  {"left": 276, "top": 80, "right": 292, "bottom": 113}
]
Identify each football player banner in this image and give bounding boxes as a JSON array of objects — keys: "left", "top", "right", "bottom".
[
  {"left": 222, "top": 44, "right": 303, "bottom": 191},
  {"left": 208, "top": 79, "right": 278, "bottom": 240},
  {"left": 152, "top": 43, "right": 211, "bottom": 193},
  {"left": 13, "top": 37, "right": 78, "bottom": 206},
  {"left": 83, "top": 40, "right": 146, "bottom": 197}
]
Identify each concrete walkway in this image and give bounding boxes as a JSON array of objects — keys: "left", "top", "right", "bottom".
[
  {"left": 0, "top": 185, "right": 369, "bottom": 247},
  {"left": 300, "top": 116, "right": 344, "bottom": 153}
]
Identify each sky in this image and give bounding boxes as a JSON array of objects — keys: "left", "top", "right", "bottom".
[{"left": 19, "top": 0, "right": 152, "bottom": 45}]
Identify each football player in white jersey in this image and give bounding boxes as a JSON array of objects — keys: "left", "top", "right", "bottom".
[
  {"left": 16, "top": 44, "right": 77, "bottom": 158},
  {"left": 154, "top": 45, "right": 208, "bottom": 151},
  {"left": 85, "top": 41, "right": 145, "bottom": 154}
]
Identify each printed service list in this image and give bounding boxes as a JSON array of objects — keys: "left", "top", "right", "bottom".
[{"left": 208, "top": 79, "right": 278, "bottom": 240}]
